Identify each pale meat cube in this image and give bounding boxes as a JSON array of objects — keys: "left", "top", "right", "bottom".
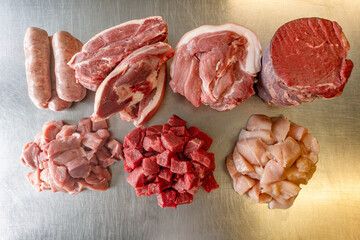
[
  {"left": 260, "top": 160, "right": 285, "bottom": 186},
  {"left": 233, "top": 173, "right": 256, "bottom": 195},
  {"left": 301, "top": 133, "right": 320, "bottom": 155},
  {"left": 48, "top": 160, "right": 68, "bottom": 188},
  {"left": 268, "top": 196, "right": 296, "bottom": 209},
  {"left": 238, "top": 129, "right": 275, "bottom": 144},
  {"left": 278, "top": 137, "right": 301, "bottom": 168},
  {"left": 233, "top": 149, "right": 255, "bottom": 174},
  {"left": 226, "top": 154, "right": 238, "bottom": 179},
  {"left": 262, "top": 180, "right": 301, "bottom": 200},
  {"left": 248, "top": 182, "right": 272, "bottom": 203},
  {"left": 236, "top": 138, "right": 266, "bottom": 166},
  {"left": 246, "top": 165, "right": 264, "bottom": 180},
  {"left": 271, "top": 116, "right": 290, "bottom": 142},
  {"left": 285, "top": 166, "right": 308, "bottom": 185},
  {"left": 246, "top": 114, "right": 272, "bottom": 131},
  {"left": 288, "top": 123, "right": 308, "bottom": 141},
  {"left": 266, "top": 144, "right": 283, "bottom": 163},
  {"left": 295, "top": 157, "right": 314, "bottom": 172}
]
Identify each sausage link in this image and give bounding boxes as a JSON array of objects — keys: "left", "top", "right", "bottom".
[
  {"left": 52, "top": 31, "right": 86, "bottom": 102},
  {"left": 48, "top": 36, "right": 72, "bottom": 111},
  {"left": 24, "top": 27, "right": 52, "bottom": 108}
]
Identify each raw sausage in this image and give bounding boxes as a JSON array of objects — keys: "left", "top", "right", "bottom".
[
  {"left": 52, "top": 31, "right": 86, "bottom": 102},
  {"left": 48, "top": 36, "right": 72, "bottom": 111},
  {"left": 24, "top": 27, "right": 52, "bottom": 109}
]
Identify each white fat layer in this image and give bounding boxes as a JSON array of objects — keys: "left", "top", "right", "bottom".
[
  {"left": 83, "top": 16, "right": 163, "bottom": 52},
  {"left": 172, "top": 23, "right": 261, "bottom": 76}
]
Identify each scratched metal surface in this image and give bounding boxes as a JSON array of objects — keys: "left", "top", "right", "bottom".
[{"left": 0, "top": 0, "right": 359, "bottom": 239}]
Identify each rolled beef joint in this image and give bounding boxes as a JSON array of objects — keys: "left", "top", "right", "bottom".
[
  {"left": 256, "top": 17, "right": 354, "bottom": 106},
  {"left": 170, "top": 23, "right": 262, "bottom": 111},
  {"left": 52, "top": 31, "right": 86, "bottom": 102},
  {"left": 92, "top": 42, "right": 174, "bottom": 121},
  {"left": 68, "top": 16, "right": 168, "bottom": 91},
  {"left": 24, "top": 27, "right": 52, "bottom": 109}
]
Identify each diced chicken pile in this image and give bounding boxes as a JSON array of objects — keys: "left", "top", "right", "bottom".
[
  {"left": 21, "top": 119, "right": 123, "bottom": 195},
  {"left": 226, "top": 114, "right": 319, "bottom": 209},
  {"left": 123, "top": 115, "right": 219, "bottom": 208}
]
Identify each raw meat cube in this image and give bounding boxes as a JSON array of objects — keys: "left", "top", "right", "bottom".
[
  {"left": 158, "top": 167, "right": 173, "bottom": 182},
  {"left": 123, "top": 128, "right": 143, "bottom": 149},
  {"left": 184, "top": 138, "right": 204, "bottom": 157},
  {"left": 187, "top": 127, "right": 213, "bottom": 150},
  {"left": 127, "top": 166, "right": 145, "bottom": 188},
  {"left": 201, "top": 173, "right": 219, "bottom": 193},
  {"left": 142, "top": 156, "right": 160, "bottom": 176},
  {"left": 169, "top": 126, "right": 187, "bottom": 136},
  {"left": 156, "top": 189, "right": 177, "bottom": 208},
  {"left": 124, "top": 148, "right": 143, "bottom": 169},
  {"left": 190, "top": 149, "right": 211, "bottom": 168},
  {"left": 136, "top": 185, "right": 150, "bottom": 197},
  {"left": 167, "top": 115, "right": 187, "bottom": 127},
  {"left": 175, "top": 192, "right": 193, "bottom": 205},
  {"left": 170, "top": 157, "right": 193, "bottom": 174},
  {"left": 156, "top": 150, "right": 173, "bottom": 167},
  {"left": 161, "top": 132, "right": 185, "bottom": 152}
]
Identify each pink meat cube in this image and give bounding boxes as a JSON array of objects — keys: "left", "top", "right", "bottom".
[
  {"left": 127, "top": 166, "right": 145, "bottom": 188},
  {"left": 161, "top": 132, "right": 185, "bottom": 153},
  {"left": 170, "top": 157, "right": 193, "bottom": 174},
  {"left": 105, "top": 138, "right": 123, "bottom": 160},
  {"left": 158, "top": 167, "right": 173, "bottom": 182},
  {"left": 91, "top": 119, "right": 108, "bottom": 132},
  {"left": 156, "top": 150, "right": 173, "bottom": 167},
  {"left": 142, "top": 156, "right": 160, "bottom": 176},
  {"left": 188, "top": 127, "right": 213, "bottom": 150},
  {"left": 65, "top": 157, "right": 91, "bottom": 179},
  {"left": 167, "top": 115, "right": 187, "bottom": 127},
  {"left": 201, "top": 173, "right": 219, "bottom": 193},
  {"left": 124, "top": 148, "right": 143, "bottom": 169},
  {"left": 175, "top": 192, "right": 193, "bottom": 205},
  {"left": 156, "top": 189, "right": 177, "bottom": 208},
  {"left": 77, "top": 118, "right": 92, "bottom": 134}
]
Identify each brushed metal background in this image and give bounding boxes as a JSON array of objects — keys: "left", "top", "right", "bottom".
[{"left": 0, "top": 0, "right": 359, "bottom": 239}]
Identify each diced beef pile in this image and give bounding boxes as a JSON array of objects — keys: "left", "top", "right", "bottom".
[
  {"left": 226, "top": 114, "right": 319, "bottom": 209},
  {"left": 123, "top": 115, "right": 219, "bottom": 208},
  {"left": 21, "top": 118, "right": 123, "bottom": 195}
]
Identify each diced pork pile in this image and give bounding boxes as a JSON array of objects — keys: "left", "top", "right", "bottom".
[
  {"left": 123, "top": 115, "right": 219, "bottom": 208},
  {"left": 226, "top": 114, "right": 319, "bottom": 209},
  {"left": 21, "top": 118, "right": 123, "bottom": 195}
]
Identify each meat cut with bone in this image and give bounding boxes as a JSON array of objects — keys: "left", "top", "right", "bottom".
[
  {"left": 92, "top": 42, "right": 174, "bottom": 121},
  {"left": 170, "top": 23, "right": 261, "bottom": 111},
  {"left": 68, "top": 16, "right": 168, "bottom": 91}
]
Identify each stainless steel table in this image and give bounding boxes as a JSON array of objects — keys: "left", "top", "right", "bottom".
[{"left": 1, "top": 0, "right": 359, "bottom": 239}]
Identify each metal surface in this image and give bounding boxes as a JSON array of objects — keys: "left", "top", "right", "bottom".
[{"left": 0, "top": 0, "right": 359, "bottom": 239}]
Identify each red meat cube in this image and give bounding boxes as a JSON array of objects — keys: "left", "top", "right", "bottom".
[
  {"left": 142, "top": 156, "right": 160, "bottom": 176},
  {"left": 162, "top": 124, "right": 170, "bottom": 133},
  {"left": 136, "top": 185, "right": 150, "bottom": 197},
  {"left": 161, "top": 132, "right": 185, "bottom": 153},
  {"left": 207, "top": 152, "right": 215, "bottom": 172},
  {"left": 192, "top": 162, "right": 206, "bottom": 179},
  {"left": 188, "top": 127, "right": 213, "bottom": 150},
  {"left": 190, "top": 149, "right": 212, "bottom": 168},
  {"left": 143, "top": 151, "right": 157, "bottom": 158},
  {"left": 173, "top": 173, "right": 182, "bottom": 181},
  {"left": 145, "top": 174, "right": 157, "bottom": 183},
  {"left": 170, "top": 157, "right": 193, "bottom": 174},
  {"left": 156, "top": 150, "right": 173, "bottom": 167},
  {"left": 142, "top": 135, "right": 155, "bottom": 152},
  {"left": 175, "top": 192, "right": 193, "bottom": 205},
  {"left": 145, "top": 125, "right": 162, "bottom": 136},
  {"left": 187, "top": 179, "right": 202, "bottom": 195},
  {"left": 148, "top": 181, "right": 168, "bottom": 195},
  {"left": 143, "top": 135, "right": 165, "bottom": 153},
  {"left": 184, "top": 173, "right": 198, "bottom": 190},
  {"left": 156, "top": 189, "right": 177, "bottom": 208},
  {"left": 124, "top": 148, "right": 143, "bottom": 169},
  {"left": 167, "top": 115, "right": 187, "bottom": 127},
  {"left": 169, "top": 126, "right": 186, "bottom": 136},
  {"left": 123, "top": 160, "right": 132, "bottom": 173},
  {"left": 127, "top": 166, "right": 145, "bottom": 188},
  {"left": 184, "top": 138, "right": 205, "bottom": 157},
  {"left": 201, "top": 173, "right": 219, "bottom": 193},
  {"left": 123, "top": 128, "right": 143, "bottom": 149},
  {"left": 158, "top": 167, "right": 173, "bottom": 182},
  {"left": 172, "top": 177, "right": 187, "bottom": 193}
]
